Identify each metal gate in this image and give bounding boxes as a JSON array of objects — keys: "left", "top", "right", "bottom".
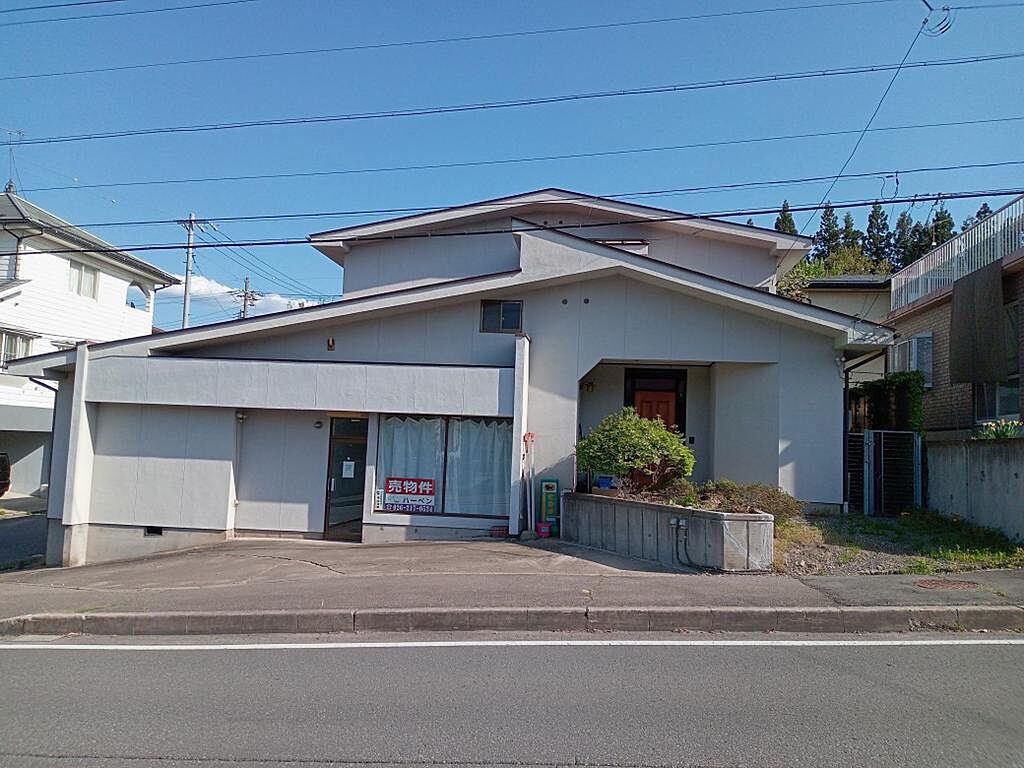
[{"left": 847, "top": 430, "right": 922, "bottom": 516}]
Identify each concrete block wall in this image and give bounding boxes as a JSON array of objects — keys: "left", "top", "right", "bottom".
[
  {"left": 562, "top": 493, "right": 773, "bottom": 572},
  {"left": 927, "top": 438, "right": 1024, "bottom": 542}
]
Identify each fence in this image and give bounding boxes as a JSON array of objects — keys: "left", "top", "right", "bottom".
[
  {"left": 847, "top": 430, "right": 922, "bottom": 516},
  {"left": 890, "top": 194, "right": 1024, "bottom": 311}
]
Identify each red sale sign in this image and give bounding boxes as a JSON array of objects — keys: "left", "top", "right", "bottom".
[{"left": 383, "top": 477, "right": 435, "bottom": 512}]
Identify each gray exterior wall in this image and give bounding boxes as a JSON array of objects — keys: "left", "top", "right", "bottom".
[
  {"left": 339, "top": 211, "right": 781, "bottom": 299},
  {"left": 0, "top": 429, "right": 50, "bottom": 494},
  {"left": 88, "top": 404, "right": 236, "bottom": 530},
  {"left": 235, "top": 409, "right": 330, "bottom": 533},
  {"left": 182, "top": 273, "right": 845, "bottom": 506}
]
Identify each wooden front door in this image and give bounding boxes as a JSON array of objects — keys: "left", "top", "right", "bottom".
[{"left": 634, "top": 390, "right": 677, "bottom": 427}]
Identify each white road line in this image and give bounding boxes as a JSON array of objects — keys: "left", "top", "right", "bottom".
[{"left": 1, "top": 638, "right": 1023, "bottom": 651}]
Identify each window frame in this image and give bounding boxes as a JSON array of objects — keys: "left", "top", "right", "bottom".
[
  {"left": 0, "top": 330, "right": 32, "bottom": 368},
  {"left": 889, "top": 333, "right": 933, "bottom": 388},
  {"left": 68, "top": 259, "right": 99, "bottom": 299},
  {"left": 479, "top": 299, "right": 523, "bottom": 334},
  {"left": 374, "top": 414, "right": 513, "bottom": 520}
]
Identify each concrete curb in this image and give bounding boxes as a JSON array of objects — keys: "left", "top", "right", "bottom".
[{"left": 1, "top": 605, "right": 1023, "bottom": 636}]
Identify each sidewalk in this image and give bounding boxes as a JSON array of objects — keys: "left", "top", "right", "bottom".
[{"left": 1, "top": 538, "right": 1022, "bottom": 635}]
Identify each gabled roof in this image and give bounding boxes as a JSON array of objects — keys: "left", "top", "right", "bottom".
[
  {"left": 308, "top": 187, "right": 812, "bottom": 264},
  {"left": 0, "top": 193, "right": 177, "bottom": 285},
  {"left": 9, "top": 226, "right": 890, "bottom": 380}
]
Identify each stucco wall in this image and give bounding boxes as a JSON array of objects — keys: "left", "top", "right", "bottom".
[
  {"left": 184, "top": 273, "right": 845, "bottom": 505},
  {"left": 341, "top": 231, "right": 520, "bottom": 298},
  {"left": 710, "top": 363, "right": 780, "bottom": 487},
  {"left": 927, "top": 439, "right": 1024, "bottom": 542},
  {"left": 0, "top": 429, "right": 50, "bottom": 494},
  {"left": 235, "top": 410, "right": 330, "bottom": 533},
  {"left": 190, "top": 301, "right": 515, "bottom": 367},
  {"left": 88, "top": 404, "right": 236, "bottom": 530},
  {"left": 337, "top": 211, "right": 782, "bottom": 298}
]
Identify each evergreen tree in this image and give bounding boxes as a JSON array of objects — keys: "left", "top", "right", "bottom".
[
  {"left": 811, "top": 202, "right": 841, "bottom": 260},
  {"left": 892, "top": 211, "right": 914, "bottom": 270},
  {"left": 863, "top": 202, "right": 893, "bottom": 265},
  {"left": 932, "top": 204, "right": 956, "bottom": 246},
  {"left": 774, "top": 200, "right": 798, "bottom": 235},
  {"left": 904, "top": 222, "right": 934, "bottom": 266},
  {"left": 841, "top": 212, "right": 863, "bottom": 249},
  {"left": 961, "top": 202, "right": 994, "bottom": 231}
]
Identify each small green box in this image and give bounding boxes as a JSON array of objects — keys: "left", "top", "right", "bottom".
[{"left": 540, "top": 478, "right": 559, "bottom": 535}]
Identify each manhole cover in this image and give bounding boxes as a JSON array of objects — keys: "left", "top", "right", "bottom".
[{"left": 915, "top": 578, "right": 980, "bottom": 590}]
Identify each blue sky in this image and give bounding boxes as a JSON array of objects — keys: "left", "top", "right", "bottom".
[{"left": 2, "top": 0, "right": 1022, "bottom": 328}]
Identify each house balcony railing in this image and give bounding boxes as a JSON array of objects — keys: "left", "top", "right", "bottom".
[{"left": 890, "top": 194, "right": 1024, "bottom": 312}]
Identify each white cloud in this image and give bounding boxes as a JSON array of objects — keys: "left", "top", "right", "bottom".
[{"left": 160, "top": 274, "right": 319, "bottom": 324}]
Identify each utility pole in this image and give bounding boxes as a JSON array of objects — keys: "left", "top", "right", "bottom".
[
  {"left": 235, "top": 275, "right": 262, "bottom": 319},
  {"left": 180, "top": 212, "right": 196, "bottom": 329}
]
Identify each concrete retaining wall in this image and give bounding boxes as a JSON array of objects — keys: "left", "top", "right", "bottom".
[
  {"left": 927, "top": 439, "right": 1024, "bottom": 542},
  {"left": 562, "top": 492, "right": 773, "bottom": 572}
]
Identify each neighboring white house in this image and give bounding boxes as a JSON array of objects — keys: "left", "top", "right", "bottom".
[
  {"left": 0, "top": 188, "right": 177, "bottom": 495},
  {"left": 9, "top": 189, "right": 893, "bottom": 566}
]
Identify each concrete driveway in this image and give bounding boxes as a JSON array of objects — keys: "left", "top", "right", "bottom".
[{"left": 0, "top": 537, "right": 834, "bottom": 620}]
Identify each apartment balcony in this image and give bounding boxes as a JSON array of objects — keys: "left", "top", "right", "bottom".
[{"left": 890, "top": 194, "right": 1024, "bottom": 312}]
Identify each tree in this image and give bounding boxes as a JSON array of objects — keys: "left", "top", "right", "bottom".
[
  {"left": 904, "top": 222, "right": 933, "bottom": 266},
  {"left": 961, "top": 202, "right": 994, "bottom": 231},
  {"left": 777, "top": 242, "right": 891, "bottom": 300},
  {"left": 811, "top": 202, "right": 841, "bottom": 260},
  {"left": 841, "top": 212, "right": 863, "bottom": 250},
  {"left": 932, "top": 204, "right": 956, "bottom": 246},
  {"left": 862, "top": 202, "right": 892, "bottom": 265},
  {"left": 575, "top": 408, "right": 695, "bottom": 492},
  {"left": 774, "top": 200, "right": 798, "bottom": 235},
  {"left": 892, "top": 210, "right": 914, "bottom": 270}
]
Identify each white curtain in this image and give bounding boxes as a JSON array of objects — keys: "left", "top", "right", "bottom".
[
  {"left": 443, "top": 418, "right": 512, "bottom": 516},
  {"left": 376, "top": 416, "right": 445, "bottom": 503}
]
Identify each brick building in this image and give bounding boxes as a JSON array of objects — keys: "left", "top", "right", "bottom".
[{"left": 887, "top": 196, "right": 1024, "bottom": 439}]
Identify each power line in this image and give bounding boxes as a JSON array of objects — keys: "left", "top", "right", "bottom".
[
  {"left": 0, "top": 0, "right": 904, "bottom": 82},
  {"left": 11, "top": 51, "right": 1024, "bottom": 147},
  {"left": 3, "top": 188, "right": 1019, "bottom": 258},
  {"left": 21, "top": 115, "right": 1024, "bottom": 194},
  {"left": 203, "top": 226, "right": 320, "bottom": 295},
  {"left": 194, "top": 229, "right": 315, "bottom": 296},
  {"left": 0, "top": 0, "right": 123, "bottom": 14},
  {"left": 23, "top": 158, "right": 1024, "bottom": 233},
  {"left": 796, "top": 18, "right": 926, "bottom": 235},
  {"left": 0, "top": 0, "right": 263, "bottom": 27}
]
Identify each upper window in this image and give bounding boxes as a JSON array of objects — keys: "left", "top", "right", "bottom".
[
  {"left": 890, "top": 333, "right": 933, "bottom": 388},
  {"left": 0, "top": 330, "right": 31, "bottom": 368},
  {"left": 69, "top": 260, "right": 98, "bottom": 299},
  {"left": 480, "top": 300, "right": 522, "bottom": 334}
]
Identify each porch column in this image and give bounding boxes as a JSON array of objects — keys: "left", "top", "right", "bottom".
[{"left": 509, "top": 334, "right": 530, "bottom": 535}]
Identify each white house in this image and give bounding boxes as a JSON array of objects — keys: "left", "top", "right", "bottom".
[
  {"left": 0, "top": 189, "right": 177, "bottom": 495},
  {"left": 8, "top": 189, "right": 893, "bottom": 566}
]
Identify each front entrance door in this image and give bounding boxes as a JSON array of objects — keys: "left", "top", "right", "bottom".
[
  {"left": 324, "top": 417, "right": 369, "bottom": 542},
  {"left": 634, "top": 389, "right": 676, "bottom": 426}
]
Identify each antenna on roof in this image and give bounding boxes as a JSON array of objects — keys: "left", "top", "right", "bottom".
[{"left": 5, "top": 129, "right": 25, "bottom": 194}]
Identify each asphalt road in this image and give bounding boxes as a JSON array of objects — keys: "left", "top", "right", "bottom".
[{"left": 1, "top": 635, "right": 1022, "bottom": 767}]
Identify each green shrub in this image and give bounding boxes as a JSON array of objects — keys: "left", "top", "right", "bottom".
[
  {"left": 973, "top": 419, "right": 1023, "bottom": 440},
  {"left": 576, "top": 407, "right": 695, "bottom": 490}
]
